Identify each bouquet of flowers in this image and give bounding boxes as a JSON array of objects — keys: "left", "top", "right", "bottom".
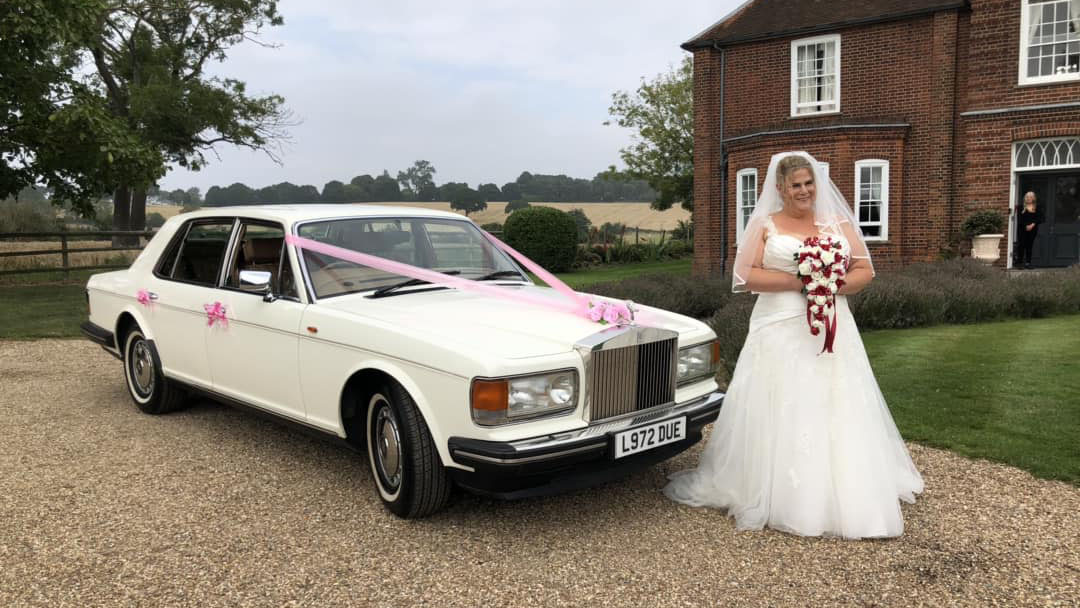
[
  {"left": 587, "top": 298, "right": 635, "bottom": 326},
  {"left": 795, "top": 236, "right": 847, "bottom": 353}
]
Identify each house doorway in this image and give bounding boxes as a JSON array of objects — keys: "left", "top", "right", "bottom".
[{"left": 1016, "top": 172, "right": 1080, "bottom": 267}]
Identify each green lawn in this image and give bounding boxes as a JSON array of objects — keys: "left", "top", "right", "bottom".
[
  {"left": 864, "top": 315, "right": 1080, "bottom": 485},
  {"left": 0, "top": 283, "right": 87, "bottom": 339}
]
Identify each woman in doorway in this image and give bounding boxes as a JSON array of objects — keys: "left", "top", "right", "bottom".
[
  {"left": 1018, "top": 191, "right": 1041, "bottom": 269},
  {"left": 664, "top": 151, "right": 923, "bottom": 539}
]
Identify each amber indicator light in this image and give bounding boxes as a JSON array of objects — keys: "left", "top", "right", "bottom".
[
  {"left": 471, "top": 380, "right": 508, "bottom": 411},
  {"left": 306, "top": 326, "right": 318, "bottom": 334}
]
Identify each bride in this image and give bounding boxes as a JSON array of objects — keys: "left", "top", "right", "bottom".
[{"left": 664, "top": 151, "right": 924, "bottom": 539}]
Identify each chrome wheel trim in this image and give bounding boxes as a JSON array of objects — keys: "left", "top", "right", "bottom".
[
  {"left": 130, "top": 340, "right": 155, "bottom": 396},
  {"left": 374, "top": 406, "right": 402, "bottom": 490},
  {"left": 367, "top": 393, "right": 403, "bottom": 502}
]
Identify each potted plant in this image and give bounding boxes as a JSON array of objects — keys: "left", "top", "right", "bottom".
[{"left": 960, "top": 210, "right": 1006, "bottom": 264}]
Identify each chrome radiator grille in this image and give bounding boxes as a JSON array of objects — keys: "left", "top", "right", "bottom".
[{"left": 587, "top": 337, "right": 677, "bottom": 421}]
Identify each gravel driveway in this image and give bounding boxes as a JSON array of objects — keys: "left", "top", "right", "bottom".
[{"left": 1, "top": 340, "right": 1077, "bottom": 607}]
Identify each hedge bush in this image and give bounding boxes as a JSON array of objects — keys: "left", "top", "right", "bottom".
[
  {"left": 585, "top": 258, "right": 1080, "bottom": 386},
  {"left": 586, "top": 272, "right": 731, "bottom": 319},
  {"left": 503, "top": 206, "right": 578, "bottom": 272}
]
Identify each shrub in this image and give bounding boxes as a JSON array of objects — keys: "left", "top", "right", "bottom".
[
  {"left": 586, "top": 273, "right": 731, "bottom": 320},
  {"left": 503, "top": 206, "right": 577, "bottom": 272},
  {"left": 505, "top": 199, "right": 530, "bottom": 214},
  {"left": 480, "top": 222, "right": 502, "bottom": 233},
  {"left": 0, "top": 200, "right": 61, "bottom": 233},
  {"left": 960, "top": 209, "right": 1005, "bottom": 237},
  {"left": 146, "top": 212, "right": 167, "bottom": 228},
  {"left": 664, "top": 239, "right": 691, "bottom": 258},
  {"left": 707, "top": 294, "right": 756, "bottom": 387}
]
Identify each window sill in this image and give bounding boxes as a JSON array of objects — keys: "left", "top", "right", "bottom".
[
  {"left": 1017, "top": 75, "right": 1080, "bottom": 88},
  {"left": 788, "top": 110, "right": 842, "bottom": 120}
]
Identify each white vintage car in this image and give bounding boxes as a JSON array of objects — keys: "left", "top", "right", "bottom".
[{"left": 82, "top": 205, "right": 723, "bottom": 517}]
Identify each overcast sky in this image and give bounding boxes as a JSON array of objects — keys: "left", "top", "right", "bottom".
[{"left": 159, "top": 0, "right": 741, "bottom": 194}]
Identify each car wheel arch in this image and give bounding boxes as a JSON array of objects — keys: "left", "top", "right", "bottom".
[
  {"left": 338, "top": 364, "right": 442, "bottom": 456},
  {"left": 115, "top": 308, "right": 154, "bottom": 347}
]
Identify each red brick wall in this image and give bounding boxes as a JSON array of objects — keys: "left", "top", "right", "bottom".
[
  {"left": 963, "top": 0, "right": 1080, "bottom": 111},
  {"left": 693, "top": 0, "right": 1080, "bottom": 275},
  {"left": 694, "top": 13, "right": 961, "bottom": 274}
]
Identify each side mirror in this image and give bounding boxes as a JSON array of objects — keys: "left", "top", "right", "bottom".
[{"left": 239, "top": 270, "right": 274, "bottom": 300}]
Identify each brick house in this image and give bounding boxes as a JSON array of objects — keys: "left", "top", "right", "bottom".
[{"left": 684, "top": 0, "right": 1080, "bottom": 274}]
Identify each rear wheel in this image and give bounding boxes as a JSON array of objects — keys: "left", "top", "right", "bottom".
[
  {"left": 366, "top": 382, "right": 452, "bottom": 518},
  {"left": 122, "top": 327, "right": 186, "bottom": 415}
]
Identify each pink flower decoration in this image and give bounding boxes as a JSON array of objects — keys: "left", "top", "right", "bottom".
[
  {"left": 587, "top": 303, "right": 604, "bottom": 322},
  {"left": 602, "top": 305, "right": 621, "bottom": 324},
  {"left": 204, "top": 301, "right": 228, "bottom": 328},
  {"left": 136, "top": 289, "right": 152, "bottom": 307}
]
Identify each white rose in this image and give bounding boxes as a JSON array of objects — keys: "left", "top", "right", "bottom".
[
  {"left": 811, "top": 259, "right": 823, "bottom": 270},
  {"left": 807, "top": 293, "right": 816, "bottom": 301},
  {"left": 810, "top": 304, "right": 820, "bottom": 314},
  {"left": 815, "top": 295, "right": 827, "bottom": 306},
  {"left": 821, "top": 250, "right": 836, "bottom": 265},
  {"left": 812, "top": 320, "right": 825, "bottom": 330},
  {"left": 798, "top": 261, "right": 812, "bottom": 275},
  {"left": 829, "top": 283, "right": 838, "bottom": 293},
  {"left": 832, "top": 263, "right": 844, "bottom": 273},
  {"left": 811, "top": 271, "right": 823, "bottom": 282}
]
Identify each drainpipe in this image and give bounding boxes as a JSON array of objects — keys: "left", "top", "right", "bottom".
[{"left": 715, "top": 43, "right": 728, "bottom": 277}]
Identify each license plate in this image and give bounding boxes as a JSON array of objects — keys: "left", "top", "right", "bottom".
[{"left": 612, "top": 417, "right": 687, "bottom": 459}]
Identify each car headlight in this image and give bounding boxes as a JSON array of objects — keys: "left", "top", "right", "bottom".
[
  {"left": 677, "top": 340, "right": 720, "bottom": 386},
  {"left": 471, "top": 370, "right": 578, "bottom": 426}
]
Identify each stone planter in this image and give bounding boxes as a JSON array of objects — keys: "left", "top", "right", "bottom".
[{"left": 971, "top": 233, "right": 1003, "bottom": 264}]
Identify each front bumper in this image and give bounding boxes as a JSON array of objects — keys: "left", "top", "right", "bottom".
[{"left": 447, "top": 390, "right": 723, "bottom": 499}]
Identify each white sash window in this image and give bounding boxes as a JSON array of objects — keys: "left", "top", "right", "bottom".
[
  {"left": 791, "top": 35, "right": 840, "bottom": 116},
  {"left": 1020, "top": 0, "right": 1080, "bottom": 84},
  {"left": 736, "top": 168, "right": 758, "bottom": 243},
  {"left": 855, "top": 160, "right": 889, "bottom": 241}
]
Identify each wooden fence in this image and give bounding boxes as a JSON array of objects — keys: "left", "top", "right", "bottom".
[{"left": 0, "top": 230, "right": 155, "bottom": 278}]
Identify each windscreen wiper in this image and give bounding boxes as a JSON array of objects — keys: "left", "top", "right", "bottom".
[
  {"left": 474, "top": 270, "right": 526, "bottom": 281},
  {"left": 369, "top": 270, "right": 460, "bottom": 298}
]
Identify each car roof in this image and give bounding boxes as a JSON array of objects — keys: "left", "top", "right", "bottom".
[{"left": 175, "top": 204, "right": 470, "bottom": 226}]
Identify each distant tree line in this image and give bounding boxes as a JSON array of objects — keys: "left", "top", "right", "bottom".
[{"left": 196, "top": 160, "right": 657, "bottom": 211}]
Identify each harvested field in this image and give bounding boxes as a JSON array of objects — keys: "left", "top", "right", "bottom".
[
  {"left": 152, "top": 202, "right": 690, "bottom": 231},
  {"left": 0, "top": 240, "right": 142, "bottom": 272},
  {"left": 360, "top": 201, "right": 691, "bottom": 231},
  {"left": 1, "top": 339, "right": 1077, "bottom": 607}
]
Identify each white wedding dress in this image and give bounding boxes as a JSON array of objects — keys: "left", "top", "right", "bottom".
[{"left": 664, "top": 220, "right": 924, "bottom": 539}]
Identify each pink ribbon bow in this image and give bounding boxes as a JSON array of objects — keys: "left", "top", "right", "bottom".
[
  {"left": 136, "top": 289, "right": 152, "bottom": 307},
  {"left": 204, "top": 301, "right": 228, "bottom": 327}
]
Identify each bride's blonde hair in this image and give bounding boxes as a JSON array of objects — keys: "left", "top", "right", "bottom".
[{"left": 776, "top": 155, "right": 814, "bottom": 187}]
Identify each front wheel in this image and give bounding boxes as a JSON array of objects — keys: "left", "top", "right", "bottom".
[
  {"left": 366, "top": 382, "right": 452, "bottom": 518},
  {"left": 122, "top": 327, "right": 186, "bottom": 415}
]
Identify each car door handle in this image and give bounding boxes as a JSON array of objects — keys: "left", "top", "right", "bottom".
[{"left": 147, "top": 292, "right": 159, "bottom": 300}]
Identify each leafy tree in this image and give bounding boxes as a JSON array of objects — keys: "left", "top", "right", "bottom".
[
  {"left": 477, "top": 183, "right": 501, "bottom": 202},
  {"left": 444, "top": 183, "right": 486, "bottom": 216},
  {"left": 566, "top": 208, "right": 591, "bottom": 243},
  {"left": 350, "top": 174, "right": 375, "bottom": 202},
  {"left": 505, "top": 199, "right": 530, "bottom": 214},
  {"left": 321, "top": 180, "right": 347, "bottom": 203},
  {"left": 372, "top": 171, "right": 401, "bottom": 201},
  {"left": 396, "top": 160, "right": 436, "bottom": 201},
  {"left": 185, "top": 187, "right": 202, "bottom": 206},
  {"left": 0, "top": 1, "right": 160, "bottom": 215},
  {"left": 500, "top": 182, "right": 522, "bottom": 201},
  {"left": 605, "top": 56, "right": 693, "bottom": 211},
  {"left": 100, "top": 0, "right": 291, "bottom": 230}
]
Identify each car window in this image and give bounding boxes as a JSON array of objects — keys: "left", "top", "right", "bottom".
[
  {"left": 224, "top": 222, "right": 298, "bottom": 299},
  {"left": 297, "top": 217, "right": 521, "bottom": 299},
  {"left": 171, "top": 221, "right": 234, "bottom": 286}
]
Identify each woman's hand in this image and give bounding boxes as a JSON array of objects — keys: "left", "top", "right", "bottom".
[
  {"left": 745, "top": 268, "right": 805, "bottom": 293},
  {"left": 837, "top": 258, "right": 873, "bottom": 295},
  {"left": 1026, "top": 223, "right": 1035, "bottom": 231}
]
